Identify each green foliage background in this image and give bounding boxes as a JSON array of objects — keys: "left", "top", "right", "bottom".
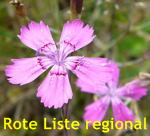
[{"left": 0, "top": 0, "right": 150, "bottom": 136}]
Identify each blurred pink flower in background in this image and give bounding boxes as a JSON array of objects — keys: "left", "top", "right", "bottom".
[
  {"left": 5, "top": 20, "right": 114, "bottom": 109},
  {"left": 77, "top": 62, "right": 147, "bottom": 123}
]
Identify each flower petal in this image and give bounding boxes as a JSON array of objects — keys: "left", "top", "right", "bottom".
[
  {"left": 103, "top": 61, "right": 120, "bottom": 95},
  {"left": 83, "top": 96, "right": 110, "bottom": 122},
  {"left": 37, "top": 65, "right": 73, "bottom": 109},
  {"left": 76, "top": 60, "right": 119, "bottom": 95},
  {"left": 76, "top": 78, "right": 108, "bottom": 95},
  {"left": 5, "top": 57, "right": 53, "bottom": 85},
  {"left": 110, "top": 61, "right": 120, "bottom": 87},
  {"left": 111, "top": 97, "right": 134, "bottom": 122},
  {"left": 59, "top": 19, "right": 95, "bottom": 57},
  {"left": 65, "top": 56, "right": 114, "bottom": 92},
  {"left": 117, "top": 79, "right": 148, "bottom": 100},
  {"left": 18, "top": 21, "right": 56, "bottom": 55}
]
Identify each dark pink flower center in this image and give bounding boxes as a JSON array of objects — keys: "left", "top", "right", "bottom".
[
  {"left": 37, "top": 57, "right": 46, "bottom": 70},
  {"left": 64, "top": 40, "right": 76, "bottom": 50},
  {"left": 50, "top": 72, "right": 67, "bottom": 76}
]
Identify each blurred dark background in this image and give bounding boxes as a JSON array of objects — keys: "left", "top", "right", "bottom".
[{"left": 0, "top": 0, "right": 150, "bottom": 136}]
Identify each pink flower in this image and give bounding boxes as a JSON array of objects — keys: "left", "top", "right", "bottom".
[
  {"left": 5, "top": 20, "right": 113, "bottom": 109},
  {"left": 77, "top": 62, "right": 147, "bottom": 122}
]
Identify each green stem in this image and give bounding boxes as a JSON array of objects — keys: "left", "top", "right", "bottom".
[{"left": 61, "top": 103, "right": 70, "bottom": 136}]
